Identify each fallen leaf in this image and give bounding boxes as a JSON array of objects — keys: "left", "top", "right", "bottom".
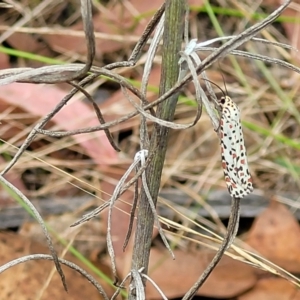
[
  {"left": 247, "top": 200, "right": 300, "bottom": 273},
  {"left": 32, "top": 1, "right": 205, "bottom": 60},
  {"left": 44, "top": 0, "right": 165, "bottom": 58},
  {"left": 0, "top": 231, "right": 114, "bottom": 299},
  {"left": 0, "top": 51, "right": 9, "bottom": 69},
  {"left": 145, "top": 248, "right": 257, "bottom": 299},
  {"left": 238, "top": 277, "right": 300, "bottom": 300},
  {"left": 0, "top": 83, "right": 118, "bottom": 166}
]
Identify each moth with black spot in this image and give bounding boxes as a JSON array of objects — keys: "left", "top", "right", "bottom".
[{"left": 217, "top": 95, "right": 253, "bottom": 198}]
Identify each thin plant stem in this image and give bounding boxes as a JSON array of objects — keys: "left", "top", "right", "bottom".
[{"left": 129, "top": 0, "right": 186, "bottom": 298}]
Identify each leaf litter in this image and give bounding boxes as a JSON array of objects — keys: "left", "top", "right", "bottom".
[{"left": 0, "top": 0, "right": 300, "bottom": 299}]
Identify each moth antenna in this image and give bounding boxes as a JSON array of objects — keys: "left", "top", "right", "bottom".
[
  {"left": 220, "top": 71, "right": 229, "bottom": 96},
  {"left": 217, "top": 61, "right": 229, "bottom": 96},
  {"left": 201, "top": 78, "right": 226, "bottom": 98}
]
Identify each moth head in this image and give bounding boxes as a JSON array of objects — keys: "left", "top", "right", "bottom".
[
  {"left": 219, "top": 96, "right": 226, "bottom": 105},
  {"left": 218, "top": 96, "right": 228, "bottom": 109}
]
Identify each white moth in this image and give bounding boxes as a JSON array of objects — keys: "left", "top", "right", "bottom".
[{"left": 218, "top": 95, "right": 253, "bottom": 198}]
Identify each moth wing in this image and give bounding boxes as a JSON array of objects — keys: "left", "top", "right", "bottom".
[
  {"left": 220, "top": 112, "right": 240, "bottom": 191},
  {"left": 221, "top": 104, "right": 252, "bottom": 198},
  {"left": 234, "top": 119, "right": 253, "bottom": 195}
]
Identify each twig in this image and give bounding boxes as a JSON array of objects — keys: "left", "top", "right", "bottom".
[
  {"left": 0, "top": 254, "right": 109, "bottom": 299},
  {"left": 104, "top": 3, "right": 165, "bottom": 71},
  {"left": 182, "top": 197, "right": 241, "bottom": 300},
  {"left": 70, "top": 150, "right": 155, "bottom": 227},
  {"left": 68, "top": 81, "right": 120, "bottom": 152},
  {"left": 123, "top": 177, "right": 139, "bottom": 252},
  {"left": 139, "top": 10, "right": 165, "bottom": 149},
  {"left": 121, "top": 86, "right": 202, "bottom": 130},
  {"left": 0, "top": 175, "right": 67, "bottom": 291},
  {"left": 196, "top": 46, "right": 300, "bottom": 74},
  {"left": 129, "top": 1, "right": 185, "bottom": 298}
]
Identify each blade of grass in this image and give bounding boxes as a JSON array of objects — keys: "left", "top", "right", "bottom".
[
  {"left": 243, "top": 120, "right": 300, "bottom": 150},
  {"left": 249, "top": 50, "right": 300, "bottom": 122},
  {"left": 0, "top": 46, "right": 65, "bottom": 65},
  {"left": 191, "top": 5, "right": 300, "bottom": 24},
  {"left": 275, "top": 157, "right": 300, "bottom": 179},
  {"left": 203, "top": 0, "right": 252, "bottom": 94}
]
